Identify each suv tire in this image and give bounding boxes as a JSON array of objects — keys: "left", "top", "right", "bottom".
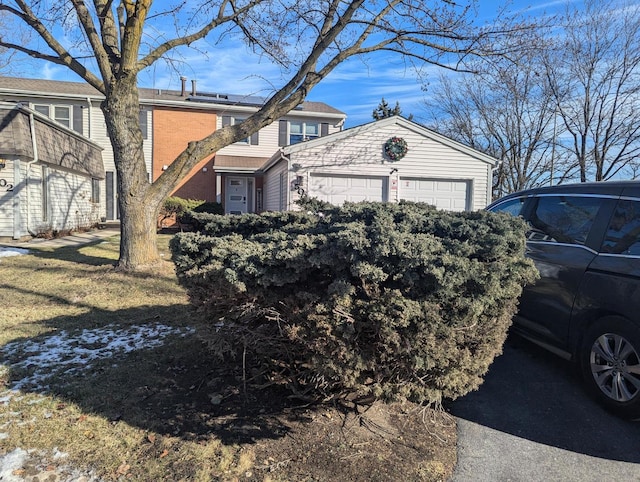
[{"left": 580, "top": 317, "right": 640, "bottom": 420}]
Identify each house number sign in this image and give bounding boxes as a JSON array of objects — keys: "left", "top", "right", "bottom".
[{"left": 0, "top": 179, "right": 14, "bottom": 191}]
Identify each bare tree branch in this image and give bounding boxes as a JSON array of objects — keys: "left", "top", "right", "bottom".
[{"left": 0, "top": 0, "right": 535, "bottom": 268}]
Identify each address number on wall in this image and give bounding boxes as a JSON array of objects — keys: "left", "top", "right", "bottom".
[{"left": 0, "top": 179, "right": 14, "bottom": 191}]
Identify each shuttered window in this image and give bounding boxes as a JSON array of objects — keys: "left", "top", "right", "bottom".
[{"left": 222, "top": 115, "right": 259, "bottom": 145}]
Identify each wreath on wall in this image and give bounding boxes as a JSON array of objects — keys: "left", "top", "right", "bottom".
[{"left": 384, "top": 136, "right": 408, "bottom": 161}]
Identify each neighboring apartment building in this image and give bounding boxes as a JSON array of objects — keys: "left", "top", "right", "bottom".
[{"left": 0, "top": 76, "right": 346, "bottom": 220}]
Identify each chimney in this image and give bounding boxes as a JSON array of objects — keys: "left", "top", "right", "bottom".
[
  {"left": 191, "top": 79, "right": 197, "bottom": 96},
  {"left": 180, "top": 76, "right": 187, "bottom": 96}
]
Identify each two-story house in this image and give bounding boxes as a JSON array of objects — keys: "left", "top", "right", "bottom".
[
  {"left": 0, "top": 76, "right": 346, "bottom": 221},
  {"left": 0, "top": 76, "right": 497, "bottom": 238}
]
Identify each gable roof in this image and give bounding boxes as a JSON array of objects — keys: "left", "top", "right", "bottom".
[
  {"left": 0, "top": 76, "right": 345, "bottom": 117},
  {"left": 262, "top": 115, "right": 498, "bottom": 172}
]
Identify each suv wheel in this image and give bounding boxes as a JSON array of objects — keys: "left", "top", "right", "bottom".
[{"left": 580, "top": 317, "right": 640, "bottom": 419}]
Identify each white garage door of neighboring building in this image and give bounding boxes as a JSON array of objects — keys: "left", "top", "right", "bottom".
[
  {"left": 309, "top": 174, "right": 387, "bottom": 205},
  {"left": 400, "top": 178, "right": 470, "bottom": 211}
]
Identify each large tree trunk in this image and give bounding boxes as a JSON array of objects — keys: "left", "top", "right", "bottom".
[{"left": 102, "top": 77, "right": 164, "bottom": 269}]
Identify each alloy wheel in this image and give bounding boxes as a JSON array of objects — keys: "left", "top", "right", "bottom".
[{"left": 589, "top": 333, "right": 640, "bottom": 403}]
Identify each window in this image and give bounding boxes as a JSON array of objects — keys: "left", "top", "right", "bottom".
[
  {"left": 278, "top": 120, "right": 329, "bottom": 146},
  {"left": 91, "top": 178, "right": 100, "bottom": 204},
  {"left": 601, "top": 200, "right": 640, "bottom": 256},
  {"left": 33, "top": 104, "right": 71, "bottom": 129},
  {"left": 34, "top": 105, "right": 50, "bottom": 116},
  {"left": 490, "top": 197, "right": 526, "bottom": 216},
  {"left": 54, "top": 106, "right": 71, "bottom": 128},
  {"left": 528, "top": 196, "right": 603, "bottom": 245},
  {"left": 289, "top": 121, "right": 319, "bottom": 144},
  {"left": 221, "top": 116, "right": 259, "bottom": 145}
]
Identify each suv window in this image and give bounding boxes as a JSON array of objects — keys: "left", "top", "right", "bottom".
[
  {"left": 490, "top": 197, "right": 526, "bottom": 216},
  {"left": 601, "top": 199, "right": 640, "bottom": 256},
  {"left": 528, "top": 195, "right": 603, "bottom": 245}
]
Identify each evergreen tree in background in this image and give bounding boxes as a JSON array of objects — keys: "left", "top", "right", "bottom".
[{"left": 373, "top": 98, "right": 413, "bottom": 120}]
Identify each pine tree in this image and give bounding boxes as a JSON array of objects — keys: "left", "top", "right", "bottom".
[{"left": 373, "top": 98, "right": 413, "bottom": 120}]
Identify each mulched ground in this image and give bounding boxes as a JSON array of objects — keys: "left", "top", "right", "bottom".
[{"left": 1, "top": 327, "right": 457, "bottom": 481}]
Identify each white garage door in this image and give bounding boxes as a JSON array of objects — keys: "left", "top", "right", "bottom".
[
  {"left": 309, "top": 174, "right": 386, "bottom": 205},
  {"left": 400, "top": 178, "right": 470, "bottom": 211}
]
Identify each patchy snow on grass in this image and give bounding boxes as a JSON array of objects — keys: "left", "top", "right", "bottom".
[
  {"left": 0, "top": 323, "right": 195, "bottom": 394},
  {"left": 0, "top": 448, "right": 30, "bottom": 481},
  {"left": 0, "top": 247, "right": 30, "bottom": 258},
  {"left": 0, "top": 447, "right": 99, "bottom": 482}
]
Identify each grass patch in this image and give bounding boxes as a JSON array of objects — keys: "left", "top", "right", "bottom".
[{"left": 0, "top": 232, "right": 456, "bottom": 481}]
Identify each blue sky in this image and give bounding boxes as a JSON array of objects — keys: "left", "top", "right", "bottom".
[{"left": 18, "top": 1, "right": 572, "bottom": 128}]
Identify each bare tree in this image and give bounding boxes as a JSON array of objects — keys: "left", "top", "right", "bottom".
[
  {"left": 426, "top": 45, "right": 559, "bottom": 199},
  {"left": 0, "top": 0, "right": 525, "bottom": 269},
  {"left": 544, "top": 0, "right": 640, "bottom": 182},
  {"left": 0, "top": 11, "right": 21, "bottom": 72}
]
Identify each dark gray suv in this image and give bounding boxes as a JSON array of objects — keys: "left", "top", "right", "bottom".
[{"left": 488, "top": 181, "right": 640, "bottom": 419}]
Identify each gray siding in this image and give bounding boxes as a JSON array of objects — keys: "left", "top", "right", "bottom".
[
  {"left": 0, "top": 158, "right": 14, "bottom": 237},
  {"left": 262, "top": 159, "right": 288, "bottom": 212}
]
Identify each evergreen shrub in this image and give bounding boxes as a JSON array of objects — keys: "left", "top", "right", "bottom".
[
  {"left": 160, "top": 197, "right": 223, "bottom": 230},
  {"left": 191, "top": 201, "right": 224, "bottom": 215},
  {"left": 161, "top": 196, "right": 204, "bottom": 218},
  {"left": 170, "top": 201, "right": 538, "bottom": 405}
]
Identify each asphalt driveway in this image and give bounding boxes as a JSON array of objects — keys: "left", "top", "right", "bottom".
[{"left": 448, "top": 335, "right": 640, "bottom": 481}]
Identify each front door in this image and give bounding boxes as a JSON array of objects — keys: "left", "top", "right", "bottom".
[{"left": 226, "top": 177, "right": 248, "bottom": 214}]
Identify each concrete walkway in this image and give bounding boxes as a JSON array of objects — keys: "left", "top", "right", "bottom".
[{"left": 0, "top": 225, "right": 120, "bottom": 250}]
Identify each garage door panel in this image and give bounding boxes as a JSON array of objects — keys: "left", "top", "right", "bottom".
[
  {"left": 309, "top": 174, "right": 386, "bottom": 205},
  {"left": 331, "top": 177, "right": 349, "bottom": 188},
  {"left": 401, "top": 178, "right": 470, "bottom": 212}
]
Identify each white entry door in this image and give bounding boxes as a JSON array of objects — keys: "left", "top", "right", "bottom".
[{"left": 226, "top": 177, "right": 248, "bottom": 214}]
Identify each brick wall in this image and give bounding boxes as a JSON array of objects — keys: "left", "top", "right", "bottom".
[{"left": 153, "top": 107, "right": 217, "bottom": 201}]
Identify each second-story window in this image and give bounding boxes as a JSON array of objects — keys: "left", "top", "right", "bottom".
[
  {"left": 54, "top": 106, "right": 71, "bottom": 128},
  {"left": 222, "top": 116, "right": 259, "bottom": 145},
  {"left": 289, "top": 121, "right": 319, "bottom": 144},
  {"left": 33, "top": 104, "right": 72, "bottom": 129}
]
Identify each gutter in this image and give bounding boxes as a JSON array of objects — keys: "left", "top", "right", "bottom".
[{"left": 258, "top": 148, "right": 288, "bottom": 173}]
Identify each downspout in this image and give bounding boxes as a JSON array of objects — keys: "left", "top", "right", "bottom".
[
  {"left": 86, "top": 96, "right": 92, "bottom": 138},
  {"left": 283, "top": 150, "right": 293, "bottom": 211},
  {"left": 26, "top": 110, "right": 41, "bottom": 236}
]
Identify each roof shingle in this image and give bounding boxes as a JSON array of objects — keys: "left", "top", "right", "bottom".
[{"left": 0, "top": 76, "right": 345, "bottom": 115}]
